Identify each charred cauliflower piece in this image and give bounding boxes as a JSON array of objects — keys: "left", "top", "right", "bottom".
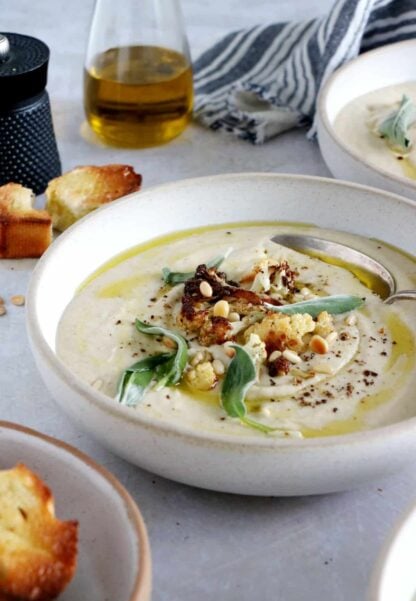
[
  {"left": 314, "top": 311, "right": 334, "bottom": 337},
  {"left": 185, "top": 362, "right": 218, "bottom": 391},
  {"left": 245, "top": 312, "right": 315, "bottom": 352},
  {"left": 243, "top": 333, "right": 267, "bottom": 371}
]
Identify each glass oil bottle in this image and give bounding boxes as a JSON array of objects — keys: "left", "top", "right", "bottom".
[{"left": 84, "top": 0, "right": 193, "bottom": 147}]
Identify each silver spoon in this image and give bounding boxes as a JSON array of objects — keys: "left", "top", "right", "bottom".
[{"left": 271, "top": 234, "right": 416, "bottom": 304}]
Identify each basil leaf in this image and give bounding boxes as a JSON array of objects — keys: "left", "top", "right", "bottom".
[
  {"left": 264, "top": 295, "right": 364, "bottom": 318},
  {"left": 117, "top": 353, "right": 173, "bottom": 406},
  {"left": 135, "top": 319, "right": 188, "bottom": 387},
  {"left": 221, "top": 345, "right": 275, "bottom": 434},
  {"left": 162, "top": 254, "right": 226, "bottom": 285},
  {"left": 378, "top": 95, "right": 416, "bottom": 151}
]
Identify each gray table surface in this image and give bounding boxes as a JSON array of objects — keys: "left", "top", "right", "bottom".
[{"left": 2, "top": 1, "right": 416, "bottom": 600}]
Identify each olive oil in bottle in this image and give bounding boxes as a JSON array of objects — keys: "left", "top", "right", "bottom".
[{"left": 84, "top": 45, "right": 193, "bottom": 147}]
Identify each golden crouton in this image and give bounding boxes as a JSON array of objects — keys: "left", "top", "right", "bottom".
[
  {"left": 0, "top": 183, "right": 52, "bottom": 258},
  {"left": 0, "top": 464, "right": 78, "bottom": 601},
  {"left": 245, "top": 312, "right": 315, "bottom": 352},
  {"left": 45, "top": 164, "right": 142, "bottom": 231}
]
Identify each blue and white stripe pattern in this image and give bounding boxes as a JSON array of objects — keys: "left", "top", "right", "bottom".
[{"left": 193, "top": 0, "right": 416, "bottom": 143}]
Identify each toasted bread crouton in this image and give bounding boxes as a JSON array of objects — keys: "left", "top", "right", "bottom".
[
  {"left": 0, "top": 464, "right": 78, "bottom": 601},
  {"left": 46, "top": 164, "right": 142, "bottom": 231},
  {"left": 0, "top": 184, "right": 52, "bottom": 259}
]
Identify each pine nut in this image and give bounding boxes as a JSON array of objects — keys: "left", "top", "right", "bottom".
[
  {"left": 212, "top": 359, "right": 225, "bottom": 375},
  {"left": 326, "top": 331, "right": 338, "bottom": 345},
  {"left": 0, "top": 306, "right": 6, "bottom": 316},
  {"left": 345, "top": 314, "right": 357, "bottom": 326},
  {"left": 268, "top": 350, "right": 282, "bottom": 362},
  {"left": 11, "top": 294, "right": 25, "bottom": 306},
  {"left": 191, "top": 351, "right": 204, "bottom": 366},
  {"left": 282, "top": 349, "right": 301, "bottom": 364},
  {"left": 199, "top": 281, "right": 213, "bottom": 298},
  {"left": 225, "top": 346, "right": 236, "bottom": 358},
  {"left": 213, "top": 299, "right": 229, "bottom": 318},
  {"left": 291, "top": 368, "right": 315, "bottom": 379},
  {"left": 228, "top": 312, "right": 240, "bottom": 322},
  {"left": 163, "top": 336, "right": 177, "bottom": 349},
  {"left": 309, "top": 335, "right": 329, "bottom": 354},
  {"left": 301, "top": 287, "right": 311, "bottom": 297}
]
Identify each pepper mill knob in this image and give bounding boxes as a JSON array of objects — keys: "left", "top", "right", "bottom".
[
  {"left": 0, "top": 34, "right": 10, "bottom": 61},
  {"left": 0, "top": 32, "right": 61, "bottom": 194}
]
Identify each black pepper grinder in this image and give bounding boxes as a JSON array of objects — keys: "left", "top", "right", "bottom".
[{"left": 0, "top": 33, "right": 61, "bottom": 194}]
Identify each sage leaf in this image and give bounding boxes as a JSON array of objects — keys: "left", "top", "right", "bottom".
[
  {"left": 162, "top": 254, "right": 227, "bottom": 285},
  {"left": 221, "top": 345, "right": 275, "bottom": 434},
  {"left": 378, "top": 95, "right": 416, "bottom": 152},
  {"left": 117, "top": 353, "right": 173, "bottom": 407},
  {"left": 135, "top": 319, "right": 188, "bottom": 387},
  {"left": 264, "top": 294, "right": 364, "bottom": 318}
]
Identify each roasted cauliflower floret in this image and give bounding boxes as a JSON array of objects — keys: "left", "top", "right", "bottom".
[
  {"left": 249, "top": 259, "right": 272, "bottom": 293},
  {"left": 314, "top": 311, "right": 334, "bottom": 337},
  {"left": 244, "top": 312, "right": 315, "bottom": 352},
  {"left": 184, "top": 361, "right": 218, "bottom": 391},
  {"left": 241, "top": 259, "right": 298, "bottom": 297},
  {"left": 198, "top": 316, "right": 232, "bottom": 346},
  {"left": 243, "top": 333, "right": 267, "bottom": 375}
]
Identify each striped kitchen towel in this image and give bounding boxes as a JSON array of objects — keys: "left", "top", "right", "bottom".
[{"left": 193, "top": 0, "right": 416, "bottom": 143}]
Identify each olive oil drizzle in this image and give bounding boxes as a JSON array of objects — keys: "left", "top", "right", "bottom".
[
  {"left": 77, "top": 222, "right": 416, "bottom": 438},
  {"left": 181, "top": 312, "right": 415, "bottom": 439},
  {"left": 79, "top": 221, "right": 314, "bottom": 292}
]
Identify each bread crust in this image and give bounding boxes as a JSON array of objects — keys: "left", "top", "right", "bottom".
[
  {"left": 0, "top": 183, "right": 52, "bottom": 259},
  {"left": 46, "top": 164, "right": 142, "bottom": 231},
  {"left": 0, "top": 464, "right": 78, "bottom": 601}
]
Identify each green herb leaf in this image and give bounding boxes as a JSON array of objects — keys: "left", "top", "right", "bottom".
[
  {"left": 162, "top": 254, "right": 226, "bottom": 285},
  {"left": 135, "top": 319, "right": 188, "bottom": 387},
  {"left": 378, "top": 95, "right": 416, "bottom": 151},
  {"left": 264, "top": 294, "right": 364, "bottom": 318},
  {"left": 116, "top": 353, "right": 173, "bottom": 407},
  {"left": 221, "top": 345, "right": 275, "bottom": 434}
]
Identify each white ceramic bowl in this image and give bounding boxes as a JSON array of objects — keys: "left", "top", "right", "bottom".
[
  {"left": 0, "top": 421, "right": 151, "bottom": 601},
  {"left": 317, "top": 39, "right": 416, "bottom": 200},
  {"left": 368, "top": 503, "right": 416, "bottom": 601},
  {"left": 27, "top": 173, "right": 416, "bottom": 496}
]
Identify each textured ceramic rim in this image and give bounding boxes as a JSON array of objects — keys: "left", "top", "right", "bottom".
[
  {"left": 27, "top": 172, "right": 416, "bottom": 450},
  {"left": 0, "top": 420, "right": 152, "bottom": 601},
  {"left": 318, "top": 38, "right": 416, "bottom": 191},
  {"left": 368, "top": 502, "right": 416, "bottom": 601}
]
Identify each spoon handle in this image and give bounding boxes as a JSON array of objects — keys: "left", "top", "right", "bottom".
[{"left": 384, "top": 290, "right": 416, "bottom": 304}]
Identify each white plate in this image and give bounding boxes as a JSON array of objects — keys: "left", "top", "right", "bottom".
[
  {"left": 26, "top": 173, "right": 416, "bottom": 496},
  {"left": 368, "top": 503, "right": 416, "bottom": 601},
  {"left": 317, "top": 39, "right": 416, "bottom": 200},
  {"left": 0, "top": 421, "right": 151, "bottom": 601}
]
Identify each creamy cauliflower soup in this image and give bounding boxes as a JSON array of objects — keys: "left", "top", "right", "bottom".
[
  {"left": 335, "top": 82, "right": 416, "bottom": 181},
  {"left": 56, "top": 223, "right": 416, "bottom": 439}
]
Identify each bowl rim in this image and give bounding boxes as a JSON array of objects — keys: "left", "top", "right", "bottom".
[
  {"left": 27, "top": 172, "right": 416, "bottom": 451},
  {"left": 0, "top": 420, "right": 152, "bottom": 601},
  {"left": 369, "top": 501, "right": 416, "bottom": 601},
  {"left": 317, "top": 38, "right": 416, "bottom": 191}
]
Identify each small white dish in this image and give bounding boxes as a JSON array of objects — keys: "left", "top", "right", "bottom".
[
  {"left": 26, "top": 173, "right": 416, "bottom": 496},
  {"left": 368, "top": 502, "right": 416, "bottom": 601},
  {"left": 0, "top": 421, "right": 151, "bottom": 601},
  {"left": 317, "top": 39, "right": 416, "bottom": 200}
]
